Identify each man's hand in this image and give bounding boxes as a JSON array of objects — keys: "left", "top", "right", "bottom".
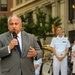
[
  {"left": 57, "top": 54, "right": 64, "bottom": 61},
  {"left": 8, "top": 39, "right": 18, "bottom": 50},
  {"left": 72, "top": 51, "right": 75, "bottom": 57},
  {"left": 34, "top": 64, "right": 39, "bottom": 69},
  {"left": 27, "top": 46, "right": 37, "bottom": 58}
]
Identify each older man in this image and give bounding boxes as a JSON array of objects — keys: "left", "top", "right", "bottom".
[{"left": 0, "top": 15, "right": 43, "bottom": 75}]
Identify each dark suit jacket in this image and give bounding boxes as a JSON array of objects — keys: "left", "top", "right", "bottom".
[{"left": 0, "top": 31, "right": 43, "bottom": 75}]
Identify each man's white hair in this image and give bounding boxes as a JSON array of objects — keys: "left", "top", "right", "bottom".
[{"left": 8, "top": 15, "right": 22, "bottom": 23}]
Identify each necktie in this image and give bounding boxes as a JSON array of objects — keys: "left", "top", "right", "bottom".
[
  {"left": 12, "top": 32, "right": 22, "bottom": 57},
  {"left": 17, "top": 37, "right": 22, "bottom": 57}
]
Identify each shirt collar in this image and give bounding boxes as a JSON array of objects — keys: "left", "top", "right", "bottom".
[
  {"left": 57, "top": 35, "right": 64, "bottom": 39},
  {"left": 17, "top": 31, "right": 21, "bottom": 38},
  {"left": 11, "top": 31, "right": 21, "bottom": 38}
]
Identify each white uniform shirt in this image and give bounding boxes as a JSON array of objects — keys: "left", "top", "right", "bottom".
[
  {"left": 72, "top": 45, "right": 75, "bottom": 51},
  {"left": 71, "top": 45, "right": 75, "bottom": 73},
  {"left": 71, "top": 45, "right": 75, "bottom": 62},
  {"left": 34, "top": 58, "right": 42, "bottom": 75},
  {"left": 50, "top": 36, "right": 70, "bottom": 54}
]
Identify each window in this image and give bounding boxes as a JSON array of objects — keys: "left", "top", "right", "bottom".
[
  {"left": 27, "top": 12, "right": 33, "bottom": 24},
  {"left": 0, "top": 0, "right": 7, "bottom": 11},
  {"left": 16, "top": 0, "right": 22, "bottom": 5},
  {"left": 72, "top": 0, "right": 75, "bottom": 19},
  {"left": 69, "top": 30, "right": 75, "bottom": 43},
  {"left": 68, "top": 0, "right": 75, "bottom": 23}
]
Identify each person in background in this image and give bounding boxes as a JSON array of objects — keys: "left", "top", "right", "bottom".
[
  {"left": 34, "top": 58, "right": 42, "bottom": 75},
  {"left": 0, "top": 15, "right": 43, "bottom": 75},
  {"left": 50, "top": 26, "right": 70, "bottom": 75},
  {"left": 71, "top": 40, "right": 75, "bottom": 75}
]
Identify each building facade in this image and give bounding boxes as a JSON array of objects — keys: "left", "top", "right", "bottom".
[
  {"left": 11, "top": 0, "right": 75, "bottom": 44},
  {"left": 0, "top": 0, "right": 13, "bottom": 16}
]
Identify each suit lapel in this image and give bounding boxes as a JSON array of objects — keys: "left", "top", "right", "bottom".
[
  {"left": 21, "top": 31, "right": 30, "bottom": 57},
  {"left": 6, "top": 32, "right": 12, "bottom": 42}
]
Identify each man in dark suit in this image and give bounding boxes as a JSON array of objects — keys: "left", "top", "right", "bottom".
[{"left": 0, "top": 15, "right": 43, "bottom": 75}]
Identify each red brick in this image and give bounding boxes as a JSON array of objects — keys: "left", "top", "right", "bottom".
[{"left": 0, "top": 0, "right": 13, "bottom": 16}]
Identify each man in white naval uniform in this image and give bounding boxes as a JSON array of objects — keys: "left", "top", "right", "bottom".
[{"left": 50, "top": 26, "right": 70, "bottom": 75}]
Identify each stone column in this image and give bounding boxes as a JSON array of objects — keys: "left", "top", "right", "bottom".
[
  {"left": 13, "top": 0, "right": 16, "bottom": 7},
  {"left": 32, "top": 9, "right": 37, "bottom": 23},
  {"left": 52, "top": 0, "right": 60, "bottom": 17},
  {"left": 23, "top": 0, "right": 25, "bottom": 3},
  {"left": 52, "top": 2, "right": 56, "bottom": 17},
  {"left": 60, "top": 0, "right": 68, "bottom": 35}
]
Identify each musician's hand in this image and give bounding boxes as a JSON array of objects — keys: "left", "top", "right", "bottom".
[
  {"left": 72, "top": 51, "right": 75, "bottom": 57},
  {"left": 34, "top": 64, "right": 39, "bottom": 69}
]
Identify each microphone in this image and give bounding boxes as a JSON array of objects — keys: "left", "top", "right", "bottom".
[
  {"left": 12, "top": 32, "right": 17, "bottom": 39},
  {"left": 12, "top": 32, "right": 17, "bottom": 50}
]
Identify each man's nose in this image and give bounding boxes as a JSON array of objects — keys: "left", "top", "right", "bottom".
[{"left": 12, "top": 24, "right": 16, "bottom": 27}]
